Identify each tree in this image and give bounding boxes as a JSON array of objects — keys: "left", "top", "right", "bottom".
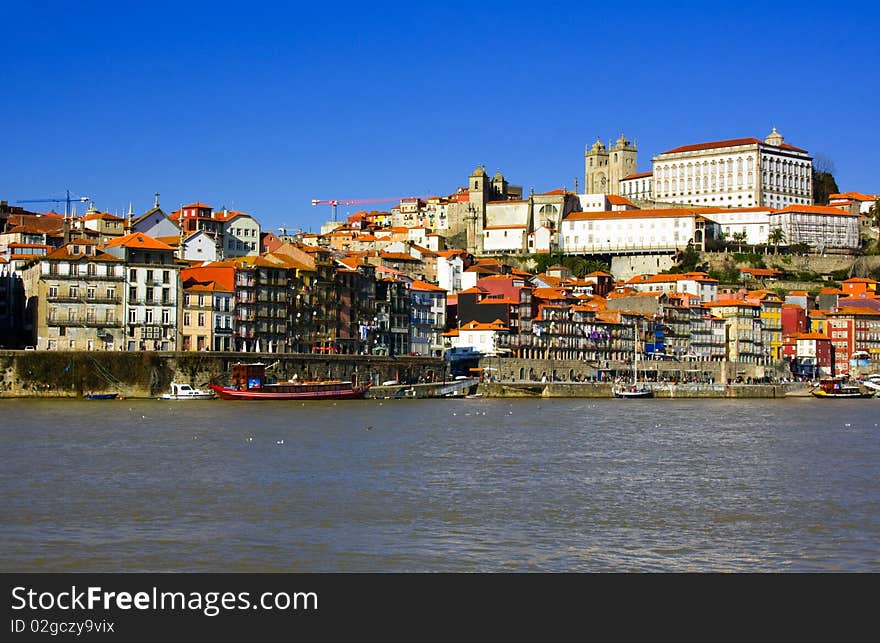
[
  {"left": 732, "top": 231, "right": 748, "bottom": 253},
  {"left": 811, "top": 156, "right": 839, "bottom": 205},
  {"left": 670, "top": 242, "right": 704, "bottom": 273},
  {"left": 768, "top": 227, "right": 786, "bottom": 255}
]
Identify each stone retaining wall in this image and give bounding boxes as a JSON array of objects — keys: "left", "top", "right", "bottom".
[{"left": 0, "top": 351, "right": 445, "bottom": 398}]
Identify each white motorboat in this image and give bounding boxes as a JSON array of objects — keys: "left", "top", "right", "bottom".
[{"left": 161, "top": 382, "right": 215, "bottom": 400}]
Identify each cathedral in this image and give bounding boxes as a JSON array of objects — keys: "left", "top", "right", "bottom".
[{"left": 584, "top": 133, "right": 638, "bottom": 195}]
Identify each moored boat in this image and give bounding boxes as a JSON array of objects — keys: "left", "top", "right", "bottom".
[
  {"left": 612, "top": 319, "right": 654, "bottom": 399},
  {"left": 811, "top": 376, "right": 873, "bottom": 399},
  {"left": 161, "top": 382, "right": 215, "bottom": 400},
  {"left": 210, "top": 363, "right": 370, "bottom": 400},
  {"left": 84, "top": 392, "right": 119, "bottom": 400},
  {"left": 612, "top": 383, "right": 654, "bottom": 399}
]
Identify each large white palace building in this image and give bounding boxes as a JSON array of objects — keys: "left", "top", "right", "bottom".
[{"left": 649, "top": 128, "right": 813, "bottom": 210}]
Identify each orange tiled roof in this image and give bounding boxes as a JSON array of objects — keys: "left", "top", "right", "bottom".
[
  {"left": 792, "top": 332, "right": 830, "bottom": 340},
  {"left": 104, "top": 232, "right": 175, "bottom": 251},
  {"left": 708, "top": 299, "right": 759, "bottom": 308},
  {"left": 478, "top": 297, "right": 519, "bottom": 305},
  {"left": 829, "top": 192, "right": 878, "bottom": 202},
  {"left": 565, "top": 207, "right": 697, "bottom": 221},
  {"left": 606, "top": 194, "right": 637, "bottom": 207},
  {"left": 410, "top": 279, "right": 446, "bottom": 293},
  {"left": 774, "top": 204, "right": 859, "bottom": 216},
  {"left": 661, "top": 137, "right": 808, "bottom": 155},
  {"left": 460, "top": 319, "right": 508, "bottom": 331}
]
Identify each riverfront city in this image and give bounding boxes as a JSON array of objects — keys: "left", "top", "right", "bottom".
[{"left": 2, "top": 128, "right": 880, "bottom": 396}]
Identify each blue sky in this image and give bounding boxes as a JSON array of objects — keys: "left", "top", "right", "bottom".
[{"left": 2, "top": 1, "right": 877, "bottom": 233}]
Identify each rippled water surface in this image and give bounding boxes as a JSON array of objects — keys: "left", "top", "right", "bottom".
[{"left": 2, "top": 398, "right": 878, "bottom": 571}]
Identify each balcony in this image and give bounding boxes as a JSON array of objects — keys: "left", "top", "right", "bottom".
[
  {"left": 45, "top": 272, "right": 125, "bottom": 282},
  {"left": 50, "top": 295, "right": 122, "bottom": 305},
  {"left": 49, "top": 318, "right": 124, "bottom": 328}
]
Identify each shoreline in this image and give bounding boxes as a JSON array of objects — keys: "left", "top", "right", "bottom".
[{"left": 0, "top": 381, "right": 823, "bottom": 399}]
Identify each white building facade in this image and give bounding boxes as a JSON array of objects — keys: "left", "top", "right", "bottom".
[
  {"left": 651, "top": 128, "right": 813, "bottom": 210},
  {"left": 560, "top": 209, "right": 701, "bottom": 254},
  {"left": 619, "top": 172, "right": 654, "bottom": 201},
  {"left": 222, "top": 213, "right": 261, "bottom": 258},
  {"left": 697, "top": 207, "right": 774, "bottom": 246},
  {"left": 104, "top": 233, "right": 181, "bottom": 351},
  {"left": 769, "top": 205, "right": 860, "bottom": 251}
]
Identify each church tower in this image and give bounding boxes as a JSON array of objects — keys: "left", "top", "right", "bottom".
[
  {"left": 467, "top": 165, "right": 488, "bottom": 255},
  {"left": 585, "top": 133, "right": 638, "bottom": 195},
  {"left": 584, "top": 137, "right": 609, "bottom": 194},
  {"left": 607, "top": 133, "right": 637, "bottom": 195}
]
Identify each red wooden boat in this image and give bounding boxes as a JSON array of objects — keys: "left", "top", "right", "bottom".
[{"left": 210, "top": 363, "right": 370, "bottom": 400}]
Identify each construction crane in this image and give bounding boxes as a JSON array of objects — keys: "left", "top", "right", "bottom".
[
  {"left": 17, "top": 190, "right": 90, "bottom": 216},
  {"left": 311, "top": 196, "right": 428, "bottom": 222}
]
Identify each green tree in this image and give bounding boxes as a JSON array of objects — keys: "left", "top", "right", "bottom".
[
  {"left": 669, "top": 243, "right": 704, "bottom": 273},
  {"left": 732, "top": 231, "right": 748, "bottom": 252},
  {"left": 870, "top": 199, "right": 880, "bottom": 227},
  {"left": 811, "top": 156, "right": 840, "bottom": 205},
  {"left": 768, "top": 227, "right": 786, "bottom": 255}
]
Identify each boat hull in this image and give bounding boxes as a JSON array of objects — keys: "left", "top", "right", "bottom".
[
  {"left": 84, "top": 393, "right": 119, "bottom": 400},
  {"left": 210, "top": 383, "right": 370, "bottom": 401},
  {"left": 810, "top": 390, "right": 873, "bottom": 399},
  {"left": 161, "top": 393, "right": 215, "bottom": 400},
  {"left": 613, "top": 388, "right": 654, "bottom": 398}
]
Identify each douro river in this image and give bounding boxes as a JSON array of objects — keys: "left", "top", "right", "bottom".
[{"left": 2, "top": 398, "right": 878, "bottom": 571}]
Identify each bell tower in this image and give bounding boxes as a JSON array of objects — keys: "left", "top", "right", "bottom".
[
  {"left": 607, "top": 132, "right": 638, "bottom": 196},
  {"left": 466, "top": 165, "right": 488, "bottom": 255},
  {"left": 585, "top": 133, "right": 638, "bottom": 195},
  {"left": 585, "top": 137, "right": 609, "bottom": 194}
]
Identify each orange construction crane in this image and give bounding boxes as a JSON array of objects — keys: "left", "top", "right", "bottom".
[{"left": 311, "top": 196, "right": 429, "bottom": 222}]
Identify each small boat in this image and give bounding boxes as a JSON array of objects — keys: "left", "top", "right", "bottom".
[
  {"left": 612, "top": 319, "right": 653, "bottom": 399},
  {"left": 811, "top": 376, "right": 873, "bottom": 399},
  {"left": 612, "top": 383, "right": 654, "bottom": 399},
  {"left": 161, "top": 382, "right": 215, "bottom": 400},
  {"left": 84, "top": 392, "right": 119, "bottom": 400},
  {"left": 210, "top": 363, "right": 370, "bottom": 400}
]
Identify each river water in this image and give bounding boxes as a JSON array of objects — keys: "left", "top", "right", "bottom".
[{"left": 2, "top": 398, "right": 878, "bottom": 572}]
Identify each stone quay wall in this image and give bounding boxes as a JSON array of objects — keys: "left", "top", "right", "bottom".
[
  {"left": 480, "top": 381, "right": 812, "bottom": 398},
  {"left": 0, "top": 351, "right": 446, "bottom": 398},
  {"left": 477, "top": 356, "right": 789, "bottom": 385}
]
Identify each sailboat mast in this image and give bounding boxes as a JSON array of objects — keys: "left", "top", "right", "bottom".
[{"left": 633, "top": 321, "right": 638, "bottom": 384}]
